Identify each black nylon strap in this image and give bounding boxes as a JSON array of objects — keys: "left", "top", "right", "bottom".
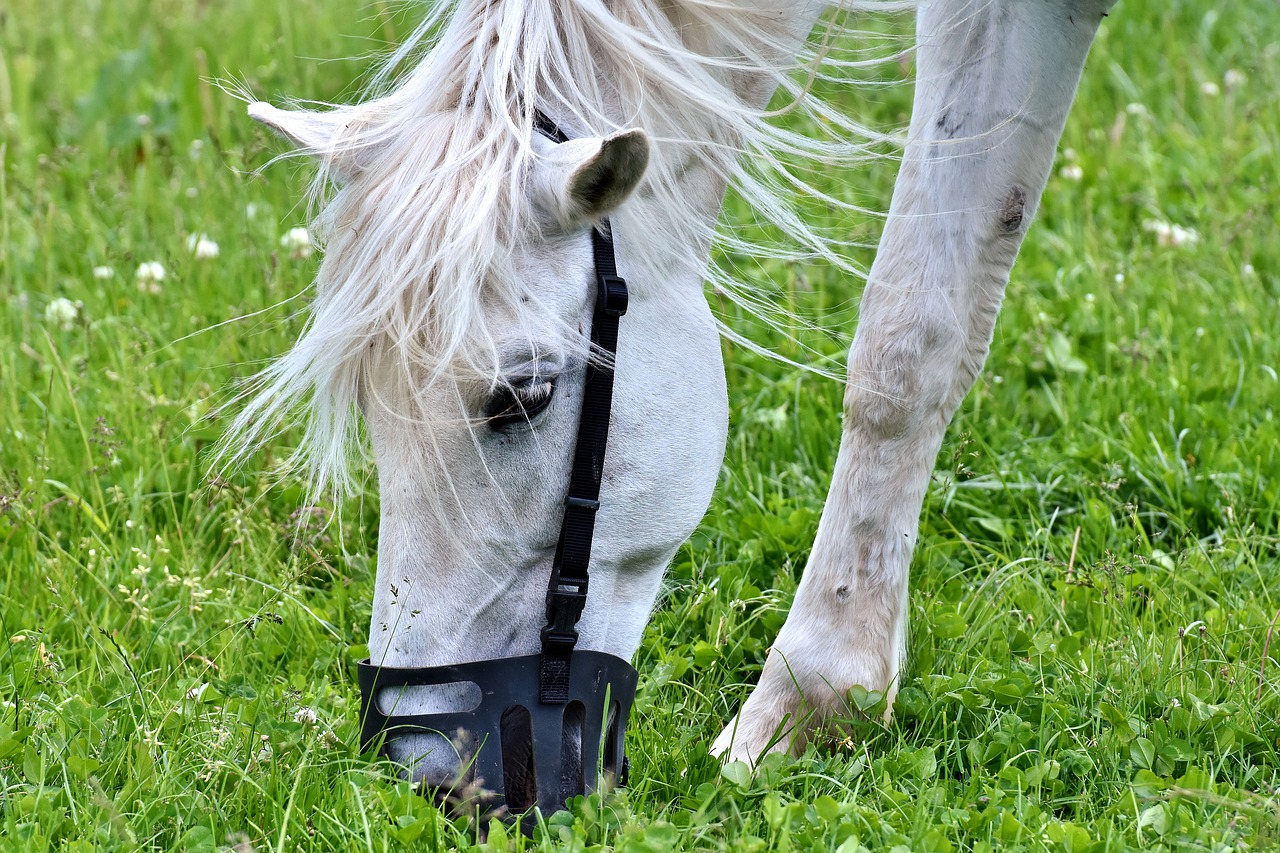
[
  {"left": 533, "top": 112, "right": 570, "bottom": 144},
  {"left": 540, "top": 224, "right": 628, "bottom": 702},
  {"left": 533, "top": 112, "right": 632, "bottom": 702}
]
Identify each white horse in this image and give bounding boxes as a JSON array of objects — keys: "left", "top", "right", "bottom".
[{"left": 233, "top": 0, "right": 1117, "bottom": 776}]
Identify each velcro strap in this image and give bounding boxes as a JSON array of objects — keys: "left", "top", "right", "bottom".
[{"left": 539, "top": 654, "right": 572, "bottom": 704}]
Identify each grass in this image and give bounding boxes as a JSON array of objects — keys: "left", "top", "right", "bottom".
[{"left": 2, "top": 0, "right": 1278, "bottom": 849}]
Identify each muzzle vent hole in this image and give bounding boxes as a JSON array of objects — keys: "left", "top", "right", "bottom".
[
  {"left": 375, "top": 681, "right": 481, "bottom": 716},
  {"left": 602, "top": 700, "right": 621, "bottom": 777},
  {"left": 500, "top": 706, "right": 536, "bottom": 814},
  {"left": 560, "top": 701, "right": 586, "bottom": 804}
]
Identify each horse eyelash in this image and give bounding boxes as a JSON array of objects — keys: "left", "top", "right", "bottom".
[{"left": 485, "top": 379, "right": 555, "bottom": 428}]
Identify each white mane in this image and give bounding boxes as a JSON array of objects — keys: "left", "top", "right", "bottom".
[{"left": 225, "top": 0, "right": 914, "bottom": 496}]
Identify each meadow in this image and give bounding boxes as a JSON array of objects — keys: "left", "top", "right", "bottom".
[{"left": 2, "top": 0, "right": 1278, "bottom": 849}]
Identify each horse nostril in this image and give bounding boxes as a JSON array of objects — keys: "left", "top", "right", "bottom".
[
  {"left": 560, "top": 701, "right": 586, "bottom": 806},
  {"left": 500, "top": 706, "right": 537, "bottom": 813}
]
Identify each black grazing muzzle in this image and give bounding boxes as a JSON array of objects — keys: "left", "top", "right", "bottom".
[
  {"left": 358, "top": 115, "right": 637, "bottom": 827},
  {"left": 357, "top": 651, "right": 635, "bottom": 820}
]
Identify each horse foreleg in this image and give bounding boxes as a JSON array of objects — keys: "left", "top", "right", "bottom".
[{"left": 714, "top": 0, "right": 1118, "bottom": 764}]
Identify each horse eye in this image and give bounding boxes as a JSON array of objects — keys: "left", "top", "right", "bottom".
[{"left": 484, "top": 379, "right": 555, "bottom": 430}]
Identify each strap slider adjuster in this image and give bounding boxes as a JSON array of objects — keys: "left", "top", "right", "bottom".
[
  {"left": 564, "top": 495, "right": 600, "bottom": 512},
  {"left": 597, "top": 274, "right": 629, "bottom": 317}
]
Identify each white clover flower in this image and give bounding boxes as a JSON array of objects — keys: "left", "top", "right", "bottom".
[
  {"left": 136, "top": 261, "right": 166, "bottom": 294},
  {"left": 44, "top": 297, "right": 79, "bottom": 330},
  {"left": 1199, "top": 81, "right": 1220, "bottom": 97},
  {"left": 293, "top": 707, "right": 319, "bottom": 726},
  {"left": 1242, "top": 263, "right": 1255, "bottom": 276},
  {"left": 1143, "top": 219, "right": 1198, "bottom": 249},
  {"left": 280, "top": 226, "right": 315, "bottom": 260},
  {"left": 1059, "top": 164, "right": 1084, "bottom": 181},
  {"left": 1142, "top": 219, "right": 1171, "bottom": 238},
  {"left": 1165, "top": 225, "right": 1199, "bottom": 248},
  {"left": 244, "top": 202, "right": 260, "bottom": 221},
  {"left": 1224, "top": 69, "right": 1247, "bottom": 90},
  {"left": 1125, "top": 102, "right": 1148, "bottom": 116},
  {"left": 186, "top": 234, "right": 220, "bottom": 260},
  {"left": 92, "top": 265, "right": 114, "bottom": 280}
]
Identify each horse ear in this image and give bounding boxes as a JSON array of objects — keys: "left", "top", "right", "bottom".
[
  {"left": 535, "top": 129, "right": 650, "bottom": 227},
  {"left": 249, "top": 101, "right": 372, "bottom": 182}
]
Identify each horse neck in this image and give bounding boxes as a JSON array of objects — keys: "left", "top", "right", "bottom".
[{"left": 676, "top": 0, "right": 828, "bottom": 108}]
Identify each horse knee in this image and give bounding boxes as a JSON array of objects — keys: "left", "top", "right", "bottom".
[{"left": 844, "top": 313, "right": 965, "bottom": 440}]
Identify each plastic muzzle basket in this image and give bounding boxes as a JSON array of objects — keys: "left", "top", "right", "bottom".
[{"left": 358, "top": 650, "right": 636, "bottom": 824}]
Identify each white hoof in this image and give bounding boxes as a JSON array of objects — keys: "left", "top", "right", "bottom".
[
  {"left": 712, "top": 644, "right": 899, "bottom": 765},
  {"left": 710, "top": 712, "right": 794, "bottom": 767}
]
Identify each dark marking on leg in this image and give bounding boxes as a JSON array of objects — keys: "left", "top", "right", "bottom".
[
  {"left": 999, "top": 186, "right": 1027, "bottom": 234},
  {"left": 835, "top": 584, "right": 851, "bottom": 602},
  {"left": 934, "top": 110, "right": 964, "bottom": 139}
]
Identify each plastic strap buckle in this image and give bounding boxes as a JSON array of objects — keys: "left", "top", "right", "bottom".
[
  {"left": 541, "top": 571, "right": 588, "bottom": 655},
  {"left": 597, "top": 274, "right": 629, "bottom": 317}
]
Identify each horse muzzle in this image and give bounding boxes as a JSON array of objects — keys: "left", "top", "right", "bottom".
[{"left": 358, "top": 649, "right": 636, "bottom": 826}]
